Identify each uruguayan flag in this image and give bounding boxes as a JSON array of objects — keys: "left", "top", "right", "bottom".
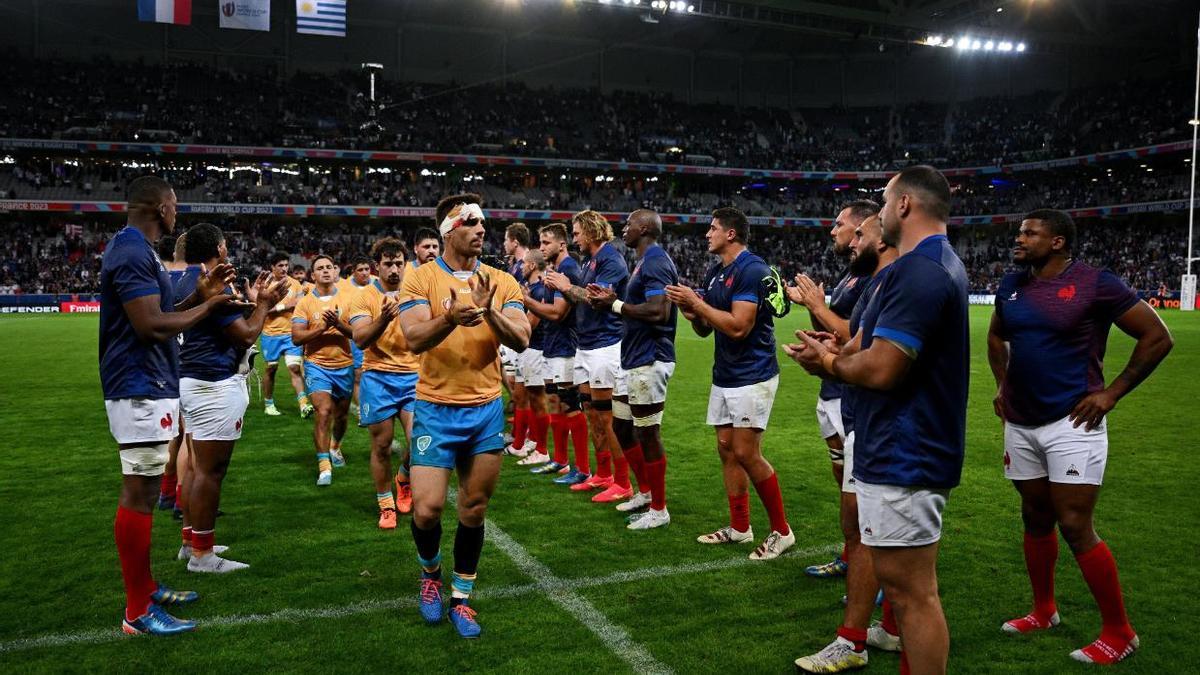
[{"left": 296, "top": 0, "right": 345, "bottom": 37}]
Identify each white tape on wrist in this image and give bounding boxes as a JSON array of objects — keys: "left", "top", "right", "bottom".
[{"left": 611, "top": 300, "right": 624, "bottom": 315}]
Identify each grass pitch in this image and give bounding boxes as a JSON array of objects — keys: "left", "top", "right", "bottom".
[{"left": 0, "top": 306, "right": 1197, "bottom": 673}]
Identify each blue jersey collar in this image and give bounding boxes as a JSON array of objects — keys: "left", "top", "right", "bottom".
[{"left": 436, "top": 256, "right": 480, "bottom": 276}]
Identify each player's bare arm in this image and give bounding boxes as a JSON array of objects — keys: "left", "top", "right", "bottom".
[
  {"left": 788, "top": 273, "right": 850, "bottom": 338},
  {"left": 586, "top": 284, "right": 671, "bottom": 323},
  {"left": 789, "top": 329, "right": 913, "bottom": 392},
  {"left": 666, "top": 283, "right": 755, "bottom": 340},
  {"left": 399, "top": 293, "right": 482, "bottom": 354},
  {"left": 472, "top": 271, "right": 531, "bottom": 351},
  {"left": 352, "top": 299, "right": 398, "bottom": 350},
  {"left": 223, "top": 273, "right": 289, "bottom": 349},
  {"left": 1069, "top": 301, "right": 1173, "bottom": 430},
  {"left": 124, "top": 290, "right": 239, "bottom": 344},
  {"left": 986, "top": 311, "right": 1010, "bottom": 420},
  {"left": 523, "top": 287, "right": 569, "bottom": 321}
]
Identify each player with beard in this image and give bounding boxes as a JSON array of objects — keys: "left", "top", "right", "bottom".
[
  {"left": 989, "top": 209, "right": 1172, "bottom": 665},
  {"left": 260, "top": 251, "right": 312, "bottom": 418},
  {"left": 338, "top": 256, "right": 376, "bottom": 421},
  {"left": 410, "top": 227, "right": 441, "bottom": 270},
  {"left": 788, "top": 166, "right": 968, "bottom": 675},
  {"left": 789, "top": 214, "right": 904, "bottom": 672},
  {"left": 789, "top": 200, "right": 878, "bottom": 579},
  {"left": 351, "top": 238, "right": 421, "bottom": 529},
  {"left": 399, "top": 194, "right": 530, "bottom": 638}
]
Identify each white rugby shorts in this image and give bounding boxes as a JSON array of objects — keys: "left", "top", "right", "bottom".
[
  {"left": 573, "top": 343, "right": 621, "bottom": 390},
  {"left": 841, "top": 431, "right": 857, "bottom": 494},
  {"left": 705, "top": 375, "right": 779, "bottom": 429},
  {"left": 856, "top": 480, "right": 949, "bottom": 547},
  {"left": 816, "top": 397, "right": 846, "bottom": 442},
  {"left": 1004, "top": 415, "right": 1108, "bottom": 485},
  {"left": 181, "top": 374, "right": 250, "bottom": 442},
  {"left": 545, "top": 356, "right": 575, "bottom": 385},
  {"left": 626, "top": 361, "right": 675, "bottom": 406},
  {"left": 516, "top": 348, "right": 551, "bottom": 386},
  {"left": 105, "top": 397, "right": 179, "bottom": 476}
]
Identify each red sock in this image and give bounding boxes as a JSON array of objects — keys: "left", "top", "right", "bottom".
[
  {"left": 881, "top": 597, "right": 899, "bottom": 635},
  {"left": 568, "top": 413, "right": 590, "bottom": 474},
  {"left": 624, "top": 444, "right": 649, "bottom": 492},
  {"left": 611, "top": 452, "right": 630, "bottom": 489},
  {"left": 550, "top": 414, "right": 570, "bottom": 465},
  {"left": 533, "top": 413, "right": 551, "bottom": 455},
  {"left": 899, "top": 651, "right": 911, "bottom": 675},
  {"left": 1024, "top": 531, "right": 1059, "bottom": 620},
  {"left": 645, "top": 457, "right": 667, "bottom": 510},
  {"left": 595, "top": 445, "right": 613, "bottom": 479},
  {"left": 728, "top": 493, "right": 750, "bottom": 533},
  {"left": 181, "top": 526, "right": 193, "bottom": 546},
  {"left": 192, "top": 529, "right": 215, "bottom": 556},
  {"left": 836, "top": 625, "right": 867, "bottom": 652},
  {"left": 752, "top": 472, "right": 790, "bottom": 536},
  {"left": 512, "top": 408, "right": 530, "bottom": 448},
  {"left": 1075, "top": 541, "right": 1135, "bottom": 642},
  {"left": 160, "top": 473, "right": 176, "bottom": 499},
  {"left": 114, "top": 506, "right": 156, "bottom": 622}
]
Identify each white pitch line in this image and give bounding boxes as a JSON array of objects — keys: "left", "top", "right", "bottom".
[{"left": 0, "top": 542, "right": 838, "bottom": 655}]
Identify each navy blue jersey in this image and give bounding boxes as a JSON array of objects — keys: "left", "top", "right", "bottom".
[
  {"left": 702, "top": 249, "right": 779, "bottom": 388},
  {"left": 620, "top": 244, "right": 678, "bottom": 369},
  {"left": 176, "top": 268, "right": 246, "bottom": 382},
  {"left": 526, "top": 278, "right": 555, "bottom": 352},
  {"left": 508, "top": 258, "right": 526, "bottom": 285},
  {"left": 99, "top": 226, "right": 179, "bottom": 400},
  {"left": 994, "top": 261, "right": 1138, "bottom": 427},
  {"left": 542, "top": 255, "right": 581, "bottom": 358},
  {"left": 840, "top": 271, "right": 887, "bottom": 435},
  {"left": 818, "top": 273, "right": 869, "bottom": 401},
  {"left": 576, "top": 243, "right": 629, "bottom": 350},
  {"left": 169, "top": 268, "right": 187, "bottom": 297},
  {"left": 852, "top": 235, "right": 969, "bottom": 489}
]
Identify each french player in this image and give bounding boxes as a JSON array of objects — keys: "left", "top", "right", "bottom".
[{"left": 989, "top": 209, "right": 1173, "bottom": 665}]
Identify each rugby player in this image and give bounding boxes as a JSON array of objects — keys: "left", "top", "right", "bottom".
[
  {"left": 525, "top": 223, "right": 589, "bottom": 479},
  {"left": 586, "top": 209, "right": 678, "bottom": 527},
  {"left": 665, "top": 207, "right": 794, "bottom": 560},
  {"left": 338, "top": 256, "right": 376, "bottom": 418},
  {"left": 290, "top": 264, "right": 313, "bottom": 295},
  {"left": 157, "top": 232, "right": 188, "bottom": 514},
  {"left": 260, "top": 252, "right": 312, "bottom": 418},
  {"left": 176, "top": 223, "right": 289, "bottom": 573},
  {"left": 544, "top": 210, "right": 631, "bottom": 495},
  {"left": 514, "top": 249, "right": 555, "bottom": 468},
  {"left": 292, "top": 255, "right": 356, "bottom": 486},
  {"left": 502, "top": 223, "right": 534, "bottom": 457},
  {"left": 787, "top": 166, "right": 968, "bottom": 674},
  {"left": 411, "top": 227, "right": 441, "bottom": 269},
  {"left": 989, "top": 209, "right": 1173, "bottom": 665},
  {"left": 788, "top": 200, "right": 876, "bottom": 579},
  {"left": 350, "top": 238, "right": 421, "bottom": 529},
  {"left": 101, "top": 176, "right": 239, "bottom": 635},
  {"left": 790, "top": 213, "right": 904, "bottom": 672},
  {"left": 398, "top": 193, "right": 530, "bottom": 638}
]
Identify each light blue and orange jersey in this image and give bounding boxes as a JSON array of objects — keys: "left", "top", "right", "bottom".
[
  {"left": 292, "top": 286, "right": 353, "bottom": 368},
  {"left": 398, "top": 258, "right": 523, "bottom": 406},
  {"left": 263, "top": 276, "right": 305, "bottom": 336},
  {"left": 337, "top": 275, "right": 376, "bottom": 307},
  {"left": 348, "top": 280, "right": 420, "bottom": 373}
]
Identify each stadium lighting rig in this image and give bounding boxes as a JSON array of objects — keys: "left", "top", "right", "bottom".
[{"left": 922, "top": 34, "right": 1025, "bottom": 53}]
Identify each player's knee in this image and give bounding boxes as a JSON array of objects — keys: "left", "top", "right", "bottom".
[
  {"left": 413, "top": 504, "right": 443, "bottom": 527},
  {"left": 456, "top": 495, "right": 489, "bottom": 524},
  {"left": 1056, "top": 516, "right": 1096, "bottom": 550}
]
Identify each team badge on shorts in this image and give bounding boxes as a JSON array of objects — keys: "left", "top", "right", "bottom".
[{"left": 416, "top": 435, "right": 432, "bottom": 455}]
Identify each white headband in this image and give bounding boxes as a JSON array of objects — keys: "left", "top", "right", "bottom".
[{"left": 439, "top": 203, "right": 485, "bottom": 236}]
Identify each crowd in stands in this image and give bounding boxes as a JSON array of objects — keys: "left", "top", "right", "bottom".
[
  {"left": 1, "top": 215, "right": 1185, "bottom": 297},
  {"left": 0, "top": 54, "right": 1188, "bottom": 171},
  {"left": 2, "top": 156, "right": 1189, "bottom": 219}
]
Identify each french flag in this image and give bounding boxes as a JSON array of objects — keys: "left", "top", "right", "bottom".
[{"left": 138, "top": 0, "right": 192, "bottom": 25}]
